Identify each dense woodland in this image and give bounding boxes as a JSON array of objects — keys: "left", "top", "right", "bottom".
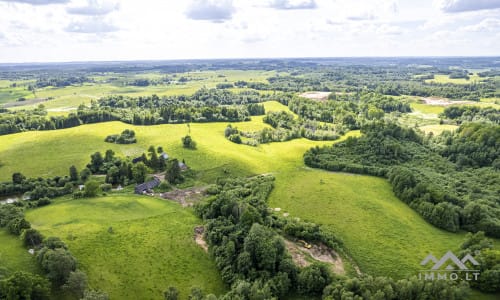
[{"left": 185, "top": 176, "right": 471, "bottom": 299}]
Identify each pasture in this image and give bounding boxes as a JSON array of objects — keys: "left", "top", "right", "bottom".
[{"left": 25, "top": 194, "right": 226, "bottom": 299}]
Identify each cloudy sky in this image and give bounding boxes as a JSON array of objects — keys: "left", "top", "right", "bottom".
[{"left": 0, "top": 0, "right": 499, "bottom": 62}]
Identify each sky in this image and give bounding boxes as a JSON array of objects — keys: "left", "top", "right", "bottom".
[{"left": 0, "top": 0, "right": 499, "bottom": 63}]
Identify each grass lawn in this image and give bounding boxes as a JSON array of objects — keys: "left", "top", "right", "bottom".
[{"left": 25, "top": 194, "right": 226, "bottom": 299}]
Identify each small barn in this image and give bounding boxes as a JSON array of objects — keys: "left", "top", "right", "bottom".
[{"left": 134, "top": 177, "right": 161, "bottom": 194}]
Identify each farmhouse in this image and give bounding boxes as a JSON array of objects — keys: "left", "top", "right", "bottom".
[{"left": 134, "top": 176, "right": 161, "bottom": 194}]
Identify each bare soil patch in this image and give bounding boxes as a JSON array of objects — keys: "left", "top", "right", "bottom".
[
  {"left": 284, "top": 239, "right": 345, "bottom": 275},
  {"left": 421, "top": 97, "right": 475, "bottom": 106},
  {"left": 194, "top": 226, "right": 208, "bottom": 252},
  {"left": 299, "top": 91, "right": 331, "bottom": 101},
  {"left": 161, "top": 186, "right": 207, "bottom": 207}
]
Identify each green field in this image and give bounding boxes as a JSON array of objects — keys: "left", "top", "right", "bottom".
[
  {"left": 425, "top": 74, "right": 483, "bottom": 84},
  {"left": 419, "top": 124, "right": 459, "bottom": 135},
  {"left": 268, "top": 170, "right": 470, "bottom": 278},
  {"left": 25, "top": 194, "right": 226, "bottom": 299},
  {"left": 0, "top": 229, "right": 39, "bottom": 275}
]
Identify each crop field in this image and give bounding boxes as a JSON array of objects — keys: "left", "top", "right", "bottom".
[{"left": 25, "top": 194, "right": 226, "bottom": 299}]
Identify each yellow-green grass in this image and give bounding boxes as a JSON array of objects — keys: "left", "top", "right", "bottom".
[
  {"left": 0, "top": 101, "right": 300, "bottom": 181},
  {"left": 410, "top": 102, "right": 445, "bottom": 115},
  {"left": 480, "top": 97, "right": 499, "bottom": 104},
  {"left": 25, "top": 194, "right": 226, "bottom": 299},
  {"left": 0, "top": 87, "right": 34, "bottom": 105},
  {"left": 419, "top": 124, "right": 459, "bottom": 135},
  {"left": 0, "top": 229, "right": 39, "bottom": 275},
  {"left": 425, "top": 74, "right": 483, "bottom": 84},
  {"left": 268, "top": 169, "right": 500, "bottom": 279}
]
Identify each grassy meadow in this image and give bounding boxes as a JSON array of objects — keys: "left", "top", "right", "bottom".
[
  {"left": 0, "top": 229, "right": 39, "bottom": 275},
  {"left": 25, "top": 194, "right": 226, "bottom": 299},
  {"left": 268, "top": 170, "right": 468, "bottom": 278}
]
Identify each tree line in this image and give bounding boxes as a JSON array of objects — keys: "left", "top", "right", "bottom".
[
  {"left": 159, "top": 175, "right": 473, "bottom": 299},
  {"left": 304, "top": 121, "right": 500, "bottom": 237},
  {"left": 0, "top": 89, "right": 267, "bottom": 136}
]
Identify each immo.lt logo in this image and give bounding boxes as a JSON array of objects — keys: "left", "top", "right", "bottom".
[{"left": 418, "top": 250, "right": 480, "bottom": 281}]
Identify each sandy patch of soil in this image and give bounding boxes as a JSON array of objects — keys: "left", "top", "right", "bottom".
[
  {"left": 299, "top": 91, "right": 332, "bottom": 101},
  {"left": 161, "top": 186, "right": 207, "bottom": 207},
  {"left": 194, "top": 226, "right": 208, "bottom": 252},
  {"left": 421, "top": 97, "right": 475, "bottom": 106},
  {"left": 284, "top": 239, "right": 345, "bottom": 275}
]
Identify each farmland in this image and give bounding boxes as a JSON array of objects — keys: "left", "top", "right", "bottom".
[
  {"left": 25, "top": 194, "right": 226, "bottom": 299},
  {"left": 1, "top": 57, "right": 499, "bottom": 300}
]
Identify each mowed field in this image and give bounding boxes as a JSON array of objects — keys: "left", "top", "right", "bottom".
[
  {"left": 25, "top": 195, "right": 226, "bottom": 299},
  {"left": 1, "top": 100, "right": 499, "bottom": 299}
]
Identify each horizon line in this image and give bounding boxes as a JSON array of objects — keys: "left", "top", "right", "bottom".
[{"left": 1, "top": 55, "right": 500, "bottom": 65}]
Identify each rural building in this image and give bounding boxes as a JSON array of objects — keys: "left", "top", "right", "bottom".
[
  {"left": 134, "top": 177, "right": 161, "bottom": 194},
  {"left": 160, "top": 152, "right": 169, "bottom": 160}
]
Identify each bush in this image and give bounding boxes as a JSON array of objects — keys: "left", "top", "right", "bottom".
[
  {"left": 21, "top": 228, "right": 44, "bottom": 247},
  {"left": 182, "top": 135, "right": 197, "bottom": 149}
]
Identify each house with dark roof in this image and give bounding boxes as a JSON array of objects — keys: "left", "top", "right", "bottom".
[{"left": 134, "top": 177, "right": 161, "bottom": 194}]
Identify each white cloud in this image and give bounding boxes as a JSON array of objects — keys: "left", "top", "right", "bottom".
[
  {"left": 462, "top": 17, "right": 500, "bottom": 31},
  {"left": 185, "top": 0, "right": 234, "bottom": 22},
  {"left": 437, "top": 0, "right": 500, "bottom": 13},
  {"left": 67, "top": 0, "right": 119, "bottom": 16},
  {"left": 269, "top": 0, "right": 317, "bottom": 10},
  {"left": 0, "top": 0, "right": 68, "bottom": 5},
  {"left": 0, "top": 0, "right": 499, "bottom": 62},
  {"left": 65, "top": 18, "right": 118, "bottom": 33}
]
